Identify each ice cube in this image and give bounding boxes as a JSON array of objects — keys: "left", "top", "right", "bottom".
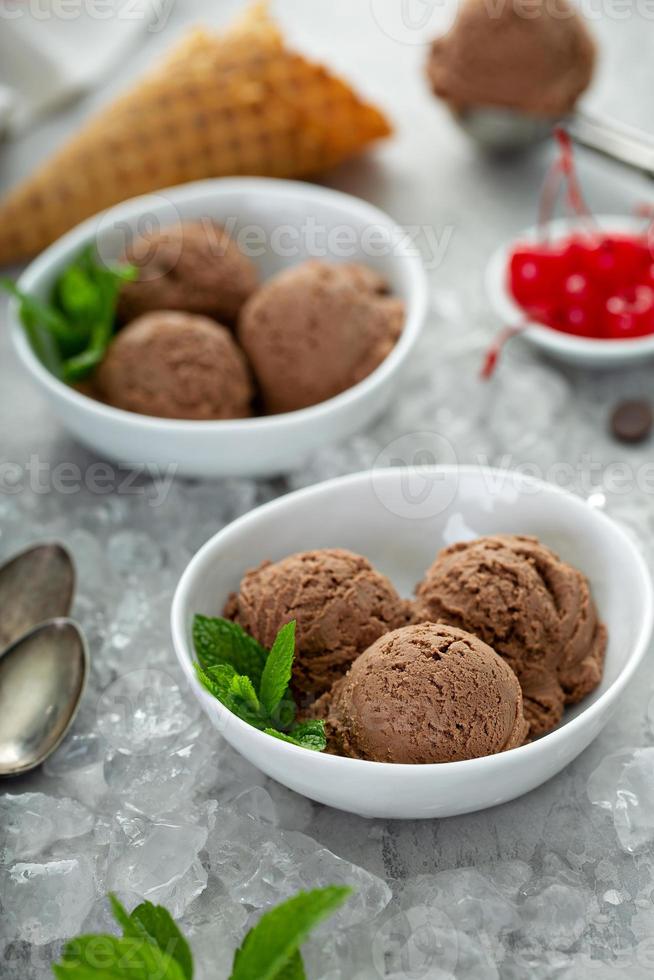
[
  {"left": 206, "top": 807, "right": 391, "bottom": 928},
  {"left": 401, "top": 868, "right": 519, "bottom": 938},
  {"left": 43, "top": 732, "right": 109, "bottom": 807},
  {"left": 106, "top": 812, "right": 209, "bottom": 918},
  {"left": 588, "top": 748, "right": 654, "bottom": 853},
  {"left": 104, "top": 725, "right": 218, "bottom": 818},
  {"left": 183, "top": 879, "right": 249, "bottom": 980},
  {"left": 519, "top": 882, "right": 589, "bottom": 951},
  {"left": 107, "top": 530, "right": 163, "bottom": 579},
  {"left": 96, "top": 667, "right": 201, "bottom": 756},
  {"left": 0, "top": 857, "right": 95, "bottom": 945},
  {"left": 0, "top": 793, "right": 94, "bottom": 863},
  {"left": 371, "top": 905, "right": 458, "bottom": 979}
]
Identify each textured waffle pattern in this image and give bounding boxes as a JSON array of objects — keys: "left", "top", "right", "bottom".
[{"left": 0, "top": 3, "right": 391, "bottom": 265}]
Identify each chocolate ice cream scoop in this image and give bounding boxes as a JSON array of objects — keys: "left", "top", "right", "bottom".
[
  {"left": 96, "top": 311, "right": 254, "bottom": 420},
  {"left": 427, "top": 0, "right": 595, "bottom": 119},
  {"left": 414, "top": 535, "right": 606, "bottom": 736},
  {"left": 427, "top": 0, "right": 596, "bottom": 120},
  {"left": 225, "top": 548, "right": 409, "bottom": 701},
  {"left": 317, "top": 623, "right": 528, "bottom": 763},
  {"left": 237, "top": 261, "right": 404, "bottom": 414},
  {"left": 117, "top": 221, "right": 259, "bottom": 324}
]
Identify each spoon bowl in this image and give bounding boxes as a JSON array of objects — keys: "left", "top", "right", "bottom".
[
  {"left": 0, "top": 543, "right": 75, "bottom": 651},
  {"left": 0, "top": 618, "right": 88, "bottom": 777},
  {"left": 457, "top": 105, "right": 654, "bottom": 178},
  {"left": 457, "top": 106, "right": 552, "bottom": 152}
]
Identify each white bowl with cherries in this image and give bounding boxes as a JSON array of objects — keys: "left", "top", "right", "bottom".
[{"left": 486, "top": 215, "right": 654, "bottom": 368}]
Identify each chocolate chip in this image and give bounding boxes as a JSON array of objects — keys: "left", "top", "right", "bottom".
[{"left": 610, "top": 400, "right": 653, "bottom": 444}]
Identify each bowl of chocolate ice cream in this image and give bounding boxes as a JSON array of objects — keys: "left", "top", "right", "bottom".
[
  {"left": 8, "top": 178, "right": 427, "bottom": 477},
  {"left": 172, "top": 465, "right": 653, "bottom": 819}
]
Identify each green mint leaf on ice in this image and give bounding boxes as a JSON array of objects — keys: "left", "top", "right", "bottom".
[
  {"left": 51, "top": 889, "right": 353, "bottom": 979},
  {"left": 229, "top": 887, "right": 351, "bottom": 980},
  {"left": 271, "top": 950, "right": 306, "bottom": 979},
  {"left": 259, "top": 620, "right": 296, "bottom": 717},
  {"left": 109, "top": 895, "right": 193, "bottom": 980},
  {"left": 265, "top": 720, "right": 327, "bottom": 753},
  {"left": 193, "top": 615, "right": 268, "bottom": 688}
]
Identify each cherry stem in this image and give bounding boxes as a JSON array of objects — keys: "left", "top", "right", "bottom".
[
  {"left": 480, "top": 324, "right": 527, "bottom": 380},
  {"left": 538, "top": 128, "right": 594, "bottom": 238},
  {"left": 555, "top": 128, "right": 592, "bottom": 220}
]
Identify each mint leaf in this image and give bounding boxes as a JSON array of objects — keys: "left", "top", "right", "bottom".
[
  {"left": 194, "top": 661, "right": 238, "bottom": 703},
  {"left": 193, "top": 615, "right": 267, "bottom": 688},
  {"left": 273, "top": 951, "right": 306, "bottom": 979},
  {"left": 57, "top": 262, "right": 101, "bottom": 324},
  {"left": 264, "top": 719, "right": 326, "bottom": 753},
  {"left": 195, "top": 663, "right": 268, "bottom": 731},
  {"left": 109, "top": 896, "right": 193, "bottom": 980},
  {"left": 2, "top": 249, "right": 135, "bottom": 384},
  {"left": 52, "top": 934, "right": 185, "bottom": 979},
  {"left": 229, "top": 886, "right": 351, "bottom": 980},
  {"left": 230, "top": 674, "right": 261, "bottom": 713},
  {"left": 290, "top": 720, "right": 327, "bottom": 751},
  {"left": 259, "top": 621, "right": 296, "bottom": 716}
]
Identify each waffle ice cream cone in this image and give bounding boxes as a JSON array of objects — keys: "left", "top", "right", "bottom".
[{"left": 0, "top": 3, "right": 391, "bottom": 266}]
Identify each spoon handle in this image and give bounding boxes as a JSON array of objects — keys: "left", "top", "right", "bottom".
[{"left": 568, "top": 110, "right": 654, "bottom": 180}]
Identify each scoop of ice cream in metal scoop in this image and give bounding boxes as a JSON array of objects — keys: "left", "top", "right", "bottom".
[
  {"left": 0, "top": 544, "right": 88, "bottom": 776},
  {"left": 427, "top": 0, "right": 654, "bottom": 178}
]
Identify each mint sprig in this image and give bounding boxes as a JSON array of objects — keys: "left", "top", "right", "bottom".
[
  {"left": 259, "top": 620, "right": 296, "bottom": 716},
  {"left": 51, "top": 889, "right": 352, "bottom": 979},
  {"left": 193, "top": 614, "right": 268, "bottom": 688},
  {"left": 193, "top": 616, "right": 326, "bottom": 752},
  {"left": 2, "top": 246, "right": 136, "bottom": 383},
  {"left": 230, "top": 887, "right": 352, "bottom": 980},
  {"left": 109, "top": 895, "right": 193, "bottom": 980},
  {"left": 53, "top": 895, "right": 191, "bottom": 979}
]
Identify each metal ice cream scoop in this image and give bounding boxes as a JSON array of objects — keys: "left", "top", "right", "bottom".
[
  {"left": 0, "top": 618, "right": 88, "bottom": 776},
  {"left": 458, "top": 106, "right": 654, "bottom": 179},
  {"left": 0, "top": 543, "right": 75, "bottom": 651}
]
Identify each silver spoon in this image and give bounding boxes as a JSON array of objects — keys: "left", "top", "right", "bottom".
[
  {"left": 0, "top": 543, "right": 75, "bottom": 652},
  {"left": 458, "top": 106, "right": 654, "bottom": 179},
  {"left": 0, "top": 618, "right": 88, "bottom": 777}
]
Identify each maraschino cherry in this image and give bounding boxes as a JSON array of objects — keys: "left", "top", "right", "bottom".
[{"left": 483, "top": 130, "right": 654, "bottom": 378}]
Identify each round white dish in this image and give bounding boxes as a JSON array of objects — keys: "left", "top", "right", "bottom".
[
  {"left": 486, "top": 214, "right": 654, "bottom": 368},
  {"left": 171, "top": 465, "right": 654, "bottom": 820},
  {"left": 8, "top": 178, "right": 428, "bottom": 478}
]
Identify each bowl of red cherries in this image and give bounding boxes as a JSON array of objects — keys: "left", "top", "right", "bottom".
[
  {"left": 486, "top": 130, "right": 654, "bottom": 369},
  {"left": 487, "top": 214, "right": 654, "bottom": 368}
]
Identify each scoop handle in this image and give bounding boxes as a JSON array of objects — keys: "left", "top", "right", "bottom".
[{"left": 568, "top": 110, "right": 654, "bottom": 180}]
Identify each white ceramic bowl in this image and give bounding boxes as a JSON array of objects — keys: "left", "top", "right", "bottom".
[
  {"left": 171, "top": 465, "right": 654, "bottom": 819},
  {"left": 486, "top": 215, "right": 654, "bottom": 368},
  {"left": 8, "top": 179, "right": 427, "bottom": 478}
]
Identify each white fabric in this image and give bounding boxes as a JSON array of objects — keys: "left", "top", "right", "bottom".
[{"left": 0, "top": 0, "right": 173, "bottom": 133}]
